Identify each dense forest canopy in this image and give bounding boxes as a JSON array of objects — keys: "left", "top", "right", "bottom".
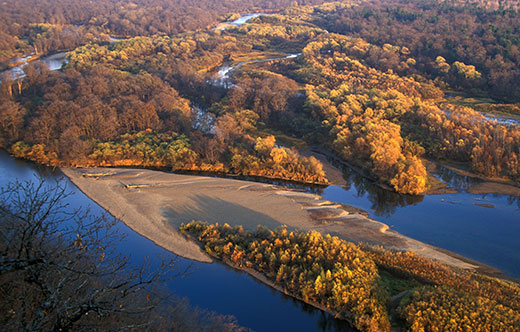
[
  {"left": 0, "top": 0, "right": 519, "bottom": 195},
  {"left": 313, "top": 0, "right": 520, "bottom": 101},
  {"left": 181, "top": 221, "right": 520, "bottom": 332},
  {"left": 0, "top": 0, "right": 332, "bottom": 63},
  {"left": 1, "top": 0, "right": 520, "bottom": 331}
]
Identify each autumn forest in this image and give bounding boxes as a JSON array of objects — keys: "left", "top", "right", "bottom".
[
  {"left": 1, "top": 0, "right": 520, "bottom": 330},
  {"left": 0, "top": 0, "right": 519, "bottom": 194}
]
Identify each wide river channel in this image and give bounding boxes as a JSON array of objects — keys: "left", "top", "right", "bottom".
[
  {"left": 1, "top": 13, "right": 519, "bottom": 332},
  {"left": 1, "top": 150, "right": 519, "bottom": 331}
]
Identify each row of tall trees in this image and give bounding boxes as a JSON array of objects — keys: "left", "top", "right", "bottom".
[{"left": 181, "top": 222, "right": 390, "bottom": 332}]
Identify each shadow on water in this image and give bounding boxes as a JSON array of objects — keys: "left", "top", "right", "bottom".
[
  {"left": 432, "top": 164, "right": 519, "bottom": 208},
  {"left": 218, "top": 260, "right": 357, "bottom": 332},
  {"left": 327, "top": 160, "right": 425, "bottom": 218},
  {"left": 433, "top": 165, "right": 483, "bottom": 191}
]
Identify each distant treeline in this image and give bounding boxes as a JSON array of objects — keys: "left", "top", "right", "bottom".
[
  {"left": 0, "top": 0, "right": 330, "bottom": 64},
  {"left": 314, "top": 0, "right": 520, "bottom": 101}
]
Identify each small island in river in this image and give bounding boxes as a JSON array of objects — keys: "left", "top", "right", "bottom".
[
  {"left": 63, "top": 166, "right": 520, "bottom": 332},
  {"left": 63, "top": 167, "right": 479, "bottom": 270}
]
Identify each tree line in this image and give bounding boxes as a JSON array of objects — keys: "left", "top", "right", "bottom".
[
  {"left": 1, "top": 0, "right": 520, "bottom": 193},
  {"left": 180, "top": 221, "right": 520, "bottom": 332},
  {"left": 311, "top": 0, "right": 520, "bottom": 102}
]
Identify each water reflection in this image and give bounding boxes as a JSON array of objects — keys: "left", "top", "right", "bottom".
[
  {"left": 434, "top": 165, "right": 483, "bottom": 191},
  {"left": 328, "top": 160, "right": 424, "bottom": 217},
  {"left": 317, "top": 156, "right": 520, "bottom": 278},
  {"left": 0, "top": 150, "right": 354, "bottom": 332},
  {"left": 327, "top": 155, "right": 520, "bottom": 217},
  {"left": 224, "top": 262, "right": 356, "bottom": 332},
  {"left": 432, "top": 165, "right": 519, "bottom": 208}
]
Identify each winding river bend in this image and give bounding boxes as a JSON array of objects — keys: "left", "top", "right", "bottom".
[
  {"left": 1, "top": 148, "right": 519, "bottom": 330},
  {"left": 1, "top": 13, "right": 519, "bottom": 331},
  {"left": 0, "top": 152, "right": 352, "bottom": 332}
]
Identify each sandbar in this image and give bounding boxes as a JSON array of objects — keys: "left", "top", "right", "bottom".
[{"left": 62, "top": 167, "right": 489, "bottom": 273}]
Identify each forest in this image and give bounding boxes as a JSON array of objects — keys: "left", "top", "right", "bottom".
[
  {"left": 180, "top": 221, "right": 520, "bottom": 332},
  {"left": 1, "top": 0, "right": 520, "bottom": 331},
  {"left": 1, "top": 0, "right": 520, "bottom": 194},
  {"left": 314, "top": 0, "right": 520, "bottom": 101}
]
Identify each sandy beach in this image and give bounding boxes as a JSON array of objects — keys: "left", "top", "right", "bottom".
[{"left": 62, "top": 167, "right": 488, "bottom": 273}]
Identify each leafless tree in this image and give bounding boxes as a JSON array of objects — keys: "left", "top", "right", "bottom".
[{"left": 0, "top": 179, "right": 186, "bottom": 331}]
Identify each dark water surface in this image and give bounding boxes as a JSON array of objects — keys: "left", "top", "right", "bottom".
[
  {"left": 1, "top": 150, "right": 519, "bottom": 330},
  {"left": 320, "top": 165, "right": 520, "bottom": 278},
  {"left": 0, "top": 150, "right": 352, "bottom": 332}
]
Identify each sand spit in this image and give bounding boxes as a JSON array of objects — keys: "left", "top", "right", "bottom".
[{"left": 63, "top": 167, "right": 479, "bottom": 270}]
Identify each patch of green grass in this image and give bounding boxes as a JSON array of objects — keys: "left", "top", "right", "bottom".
[{"left": 379, "top": 270, "right": 423, "bottom": 296}]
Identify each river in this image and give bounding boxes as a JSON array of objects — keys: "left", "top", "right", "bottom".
[
  {"left": 2, "top": 52, "right": 69, "bottom": 80},
  {"left": 444, "top": 92, "right": 520, "bottom": 126},
  {"left": 214, "top": 13, "right": 272, "bottom": 31},
  {"left": 213, "top": 53, "right": 301, "bottom": 88},
  {"left": 0, "top": 151, "right": 353, "bottom": 332},
  {"left": 320, "top": 165, "right": 520, "bottom": 278},
  {"left": 1, "top": 148, "right": 519, "bottom": 330},
  {"left": 229, "top": 13, "right": 269, "bottom": 26},
  {"left": 2, "top": 35, "right": 127, "bottom": 81}
]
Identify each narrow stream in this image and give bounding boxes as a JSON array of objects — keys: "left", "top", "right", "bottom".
[
  {"left": 1, "top": 52, "right": 69, "bottom": 80},
  {"left": 213, "top": 53, "right": 301, "bottom": 87}
]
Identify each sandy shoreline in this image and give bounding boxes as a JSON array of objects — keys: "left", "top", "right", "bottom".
[{"left": 62, "top": 167, "right": 489, "bottom": 272}]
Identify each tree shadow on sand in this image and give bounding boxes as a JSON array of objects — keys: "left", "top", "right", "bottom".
[{"left": 162, "top": 194, "right": 284, "bottom": 230}]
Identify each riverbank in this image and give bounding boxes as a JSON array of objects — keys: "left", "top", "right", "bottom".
[
  {"left": 62, "top": 167, "right": 493, "bottom": 274},
  {"left": 309, "top": 146, "right": 520, "bottom": 197},
  {"left": 182, "top": 231, "right": 349, "bottom": 325},
  {"left": 429, "top": 159, "right": 520, "bottom": 196}
]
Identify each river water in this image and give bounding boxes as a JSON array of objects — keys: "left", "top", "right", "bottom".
[
  {"left": 229, "top": 13, "right": 268, "bottom": 26},
  {"left": 0, "top": 151, "right": 352, "bottom": 332},
  {"left": 320, "top": 166, "right": 520, "bottom": 278},
  {"left": 2, "top": 52, "right": 69, "bottom": 80},
  {"left": 1, "top": 148, "right": 519, "bottom": 330}
]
